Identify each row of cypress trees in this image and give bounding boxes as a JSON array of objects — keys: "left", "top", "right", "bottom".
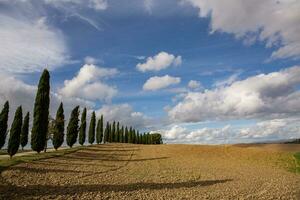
[{"left": 0, "top": 69, "right": 162, "bottom": 158}]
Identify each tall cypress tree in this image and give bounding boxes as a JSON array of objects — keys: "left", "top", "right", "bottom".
[
  {"left": 0, "top": 101, "right": 9, "bottom": 149},
  {"left": 109, "top": 123, "right": 112, "bottom": 142},
  {"left": 7, "top": 106, "right": 22, "bottom": 158},
  {"left": 120, "top": 126, "right": 124, "bottom": 143},
  {"left": 104, "top": 121, "right": 109, "bottom": 143},
  {"left": 20, "top": 112, "right": 29, "bottom": 150},
  {"left": 96, "top": 115, "right": 103, "bottom": 144},
  {"left": 116, "top": 122, "right": 120, "bottom": 142},
  {"left": 79, "top": 108, "right": 87, "bottom": 145},
  {"left": 66, "top": 106, "right": 79, "bottom": 148},
  {"left": 111, "top": 121, "right": 115, "bottom": 142},
  {"left": 125, "top": 126, "right": 129, "bottom": 143},
  {"left": 31, "top": 69, "right": 50, "bottom": 153},
  {"left": 88, "top": 111, "right": 96, "bottom": 144},
  {"left": 52, "top": 103, "right": 65, "bottom": 150}
]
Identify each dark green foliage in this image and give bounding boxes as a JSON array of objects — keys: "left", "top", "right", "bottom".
[
  {"left": 125, "top": 127, "right": 128, "bottom": 143},
  {"left": 7, "top": 106, "right": 22, "bottom": 157},
  {"left": 104, "top": 122, "right": 109, "bottom": 143},
  {"left": 136, "top": 131, "right": 140, "bottom": 144},
  {"left": 109, "top": 123, "right": 112, "bottom": 142},
  {"left": 31, "top": 69, "right": 50, "bottom": 153},
  {"left": 111, "top": 121, "right": 115, "bottom": 142},
  {"left": 88, "top": 111, "right": 96, "bottom": 144},
  {"left": 120, "top": 126, "right": 124, "bottom": 143},
  {"left": 20, "top": 112, "right": 30, "bottom": 150},
  {"left": 150, "top": 133, "right": 163, "bottom": 144},
  {"left": 116, "top": 122, "right": 120, "bottom": 142},
  {"left": 66, "top": 106, "right": 80, "bottom": 148},
  {"left": 79, "top": 108, "right": 87, "bottom": 145},
  {"left": 52, "top": 103, "right": 65, "bottom": 150},
  {"left": 0, "top": 101, "right": 9, "bottom": 149},
  {"left": 96, "top": 115, "right": 103, "bottom": 144}
]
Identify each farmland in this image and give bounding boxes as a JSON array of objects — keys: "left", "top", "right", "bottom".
[{"left": 0, "top": 143, "right": 299, "bottom": 199}]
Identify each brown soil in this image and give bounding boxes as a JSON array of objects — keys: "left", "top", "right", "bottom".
[{"left": 0, "top": 143, "right": 299, "bottom": 199}]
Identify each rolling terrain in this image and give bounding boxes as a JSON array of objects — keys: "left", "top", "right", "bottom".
[{"left": 0, "top": 143, "right": 299, "bottom": 199}]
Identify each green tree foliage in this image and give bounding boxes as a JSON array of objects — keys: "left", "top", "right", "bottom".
[
  {"left": 66, "top": 106, "right": 80, "bottom": 147},
  {"left": 7, "top": 106, "right": 22, "bottom": 158},
  {"left": 120, "top": 126, "right": 124, "bottom": 143},
  {"left": 88, "top": 111, "right": 96, "bottom": 144},
  {"left": 79, "top": 108, "right": 87, "bottom": 145},
  {"left": 111, "top": 121, "right": 116, "bottom": 142},
  {"left": 136, "top": 131, "right": 140, "bottom": 144},
  {"left": 116, "top": 122, "right": 120, "bottom": 142},
  {"left": 104, "top": 121, "right": 109, "bottom": 143},
  {"left": 0, "top": 101, "right": 9, "bottom": 149},
  {"left": 52, "top": 103, "right": 65, "bottom": 150},
  {"left": 125, "top": 126, "right": 128, "bottom": 143},
  {"left": 96, "top": 115, "right": 103, "bottom": 144},
  {"left": 150, "top": 133, "right": 163, "bottom": 144},
  {"left": 31, "top": 69, "right": 50, "bottom": 153},
  {"left": 20, "top": 112, "right": 29, "bottom": 150}
]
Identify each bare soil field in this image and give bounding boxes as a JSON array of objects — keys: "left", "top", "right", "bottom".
[{"left": 0, "top": 143, "right": 299, "bottom": 199}]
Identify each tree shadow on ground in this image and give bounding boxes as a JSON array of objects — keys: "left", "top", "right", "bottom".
[{"left": 0, "top": 179, "right": 233, "bottom": 198}]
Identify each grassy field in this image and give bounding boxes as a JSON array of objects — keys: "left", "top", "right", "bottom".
[{"left": 0, "top": 143, "right": 299, "bottom": 199}]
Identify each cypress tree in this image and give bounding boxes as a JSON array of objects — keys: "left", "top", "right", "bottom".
[
  {"left": 88, "top": 111, "right": 96, "bottom": 144},
  {"left": 120, "top": 126, "right": 124, "bottom": 143},
  {"left": 125, "top": 126, "right": 129, "bottom": 143},
  {"left": 116, "top": 122, "right": 120, "bottom": 142},
  {"left": 0, "top": 101, "right": 9, "bottom": 149},
  {"left": 104, "top": 121, "right": 109, "bottom": 143},
  {"left": 96, "top": 115, "right": 103, "bottom": 144},
  {"left": 111, "top": 121, "right": 115, "bottom": 143},
  {"left": 20, "top": 112, "right": 29, "bottom": 150},
  {"left": 136, "top": 131, "right": 140, "bottom": 144},
  {"left": 7, "top": 106, "right": 22, "bottom": 158},
  {"left": 31, "top": 69, "right": 50, "bottom": 153},
  {"left": 66, "top": 106, "right": 79, "bottom": 148},
  {"left": 109, "top": 123, "right": 112, "bottom": 142},
  {"left": 52, "top": 103, "right": 65, "bottom": 150},
  {"left": 79, "top": 108, "right": 87, "bottom": 145}
]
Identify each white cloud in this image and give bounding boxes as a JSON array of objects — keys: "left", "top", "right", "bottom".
[
  {"left": 183, "top": 0, "right": 300, "bottom": 60},
  {"left": 59, "top": 64, "right": 118, "bottom": 102},
  {"left": 0, "top": 73, "right": 93, "bottom": 126},
  {"left": 96, "top": 104, "right": 151, "bottom": 129},
  {"left": 214, "top": 73, "right": 240, "bottom": 88},
  {"left": 169, "top": 66, "right": 300, "bottom": 122},
  {"left": 154, "top": 118, "right": 300, "bottom": 144},
  {"left": 143, "top": 75, "right": 181, "bottom": 91},
  {"left": 0, "top": 15, "right": 69, "bottom": 73},
  {"left": 45, "top": 0, "right": 108, "bottom": 11},
  {"left": 188, "top": 80, "right": 202, "bottom": 89},
  {"left": 84, "top": 56, "right": 101, "bottom": 65},
  {"left": 137, "top": 52, "right": 182, "bottom": 72}
]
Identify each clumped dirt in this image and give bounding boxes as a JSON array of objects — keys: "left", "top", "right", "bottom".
[{"left": 0, "top": 144, "right": 299, "bottom": 199}]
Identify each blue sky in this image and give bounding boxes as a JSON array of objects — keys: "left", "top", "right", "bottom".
[{"left": 0, "top": 0, "right": 300, "bottom": 144}]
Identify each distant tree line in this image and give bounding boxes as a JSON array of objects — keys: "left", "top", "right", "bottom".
[{"left": 0, "top": 69, "right": 162, "bottom": 158}]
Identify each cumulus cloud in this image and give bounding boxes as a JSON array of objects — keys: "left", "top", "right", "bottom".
[
  {"left": 188, "top": 80, "right": 202, "bottom": 89},
  {"left": 183, "top": 0, "right": 300, "bottom": 60},
  {"left": 59, "top": 64, "right": 118, "bottom": 102},
  {"left": 96, "top": 104, "right": 151, "bottom": 128},
  {"left": 137, "top": 52, "right": 182, "bottom": 72},
  {"left": 0, "top": 15, "right": 69, "bottom": 73},
  {"left": 169, "top": 66, "right": 300, "bottom": 122},
  {"left": 154, "top": 118, "right": 300, "bottom": 144},
  {"left": 143, "top": 75, "right": 181, "bottom": 91},
  {"left": 0, "top": 73, "right": 93, "bottom": 126}
]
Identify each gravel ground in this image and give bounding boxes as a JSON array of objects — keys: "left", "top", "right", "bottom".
[{"left": 0, "top": 143, "right": 299, "bottom": 200}]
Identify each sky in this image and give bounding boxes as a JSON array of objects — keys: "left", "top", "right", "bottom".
[{"left": 0, "top": 0, "right": 300, "bottom": 144}]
